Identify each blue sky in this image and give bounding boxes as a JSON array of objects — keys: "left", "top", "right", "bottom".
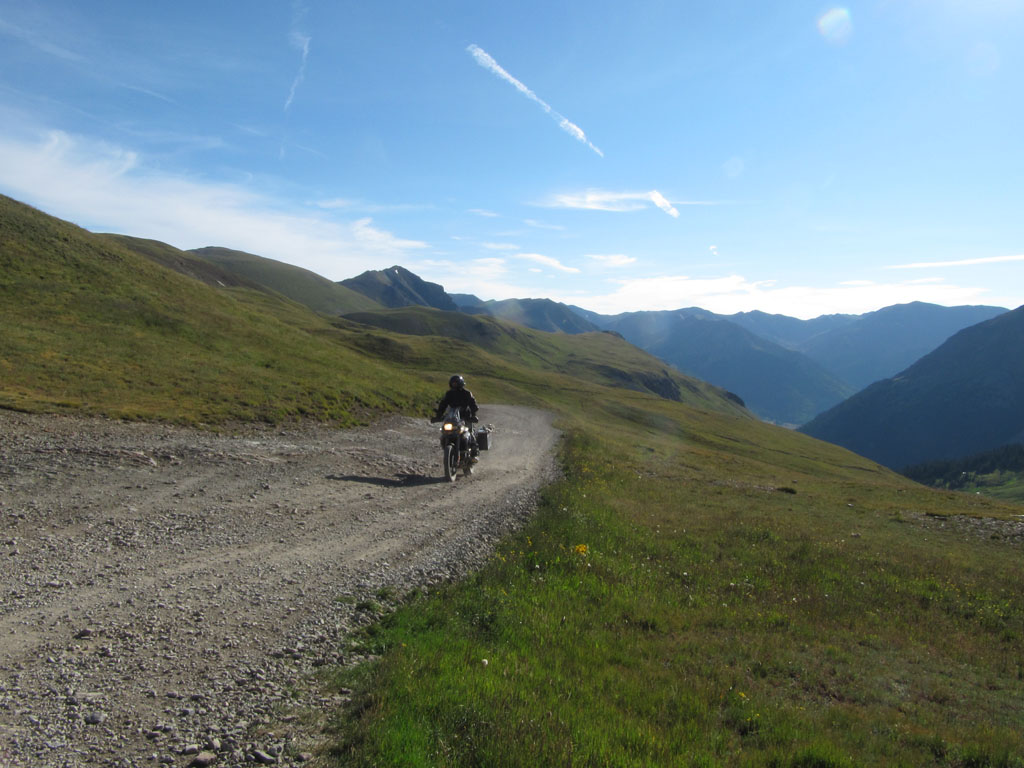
[{"left": 1, "top": 0, "right": 1022, "bottom": 318}]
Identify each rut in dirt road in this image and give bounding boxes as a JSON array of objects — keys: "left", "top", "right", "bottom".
[{"left": 0, "top": 405, "right": 559, "bottom": 768}]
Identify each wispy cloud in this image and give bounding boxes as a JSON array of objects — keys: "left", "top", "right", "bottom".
[
  {"left": 0, "top": 17, "right": 84, "bottom": 62},
  {"left": 314, "top": 197, "right": 430, "bottom": 213},
  {"left": 587, "top": 253, "right": 636, "bottom": 268},
  {"left": 415, "top": 257, "right": 539, "bottom": 298},
  {"left": 524, "top": 218, "right": 565, "bottom": 231},
  {"left": 121, "top": 84, "right": 177, "bottom": 105},
  {"left": 885, "top": 254, "right": 1024, "bottom": 269},
  {"left": 481, "top": 242, "right": 520, "bottom": 251},
  {"left": 539, "top": 189, "right": 698, "bottom": 218},
  {"left": 648, "top": 190, "right": 679, "bottom": 218},
  {"left": 284, "top": 3, "right": 311, "bottom": 111},
  {"left": 467, "top": 44, "right": 603, "bottom": 157},
  {"left": 516, "top": 253, "right": 580, "bottom": 273},
  {"left": 0, "top": 129, "right": 428, "bottom": 280},
  {"left": 284, "top": 32, "right": 311, "bottom": 111},
  {"left": 468, "top": 208, "right": 500, "bottom": 218}
]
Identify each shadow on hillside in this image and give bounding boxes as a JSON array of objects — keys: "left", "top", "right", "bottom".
[{"left": 327, "top": 473, "right": 445, "bottom": 487}]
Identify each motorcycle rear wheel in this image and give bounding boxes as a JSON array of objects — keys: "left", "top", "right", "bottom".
[{"left": 443, "top": 444, "right": 458, "bottom": 482}]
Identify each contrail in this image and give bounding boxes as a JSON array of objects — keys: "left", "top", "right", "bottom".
[
  {"left": 284, "top": 31, "right": 310, "bottom": 111},
  {"left": 467, "top": 44, "right": 603, "bottom": 157}
]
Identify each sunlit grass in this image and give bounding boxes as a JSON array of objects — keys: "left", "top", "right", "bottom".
[{"left": 324, "top": 401, "right": 1024, "bottom": 766}]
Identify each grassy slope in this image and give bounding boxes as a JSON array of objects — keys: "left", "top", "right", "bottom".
[
  {"left": 325, "top": 391, "right": 1024, "bottom": 767},
  {"left": 342, "top": 306, "right": 747, "bottom": 413},
  {"left": 189, "top": 246, "right": 382, "bottom": 315},
  {"left": 99, "top": 234, "right": 272, "bottom": 293},
  {"left": 0, "top": 195, "right": 432, "bottom": 423}
]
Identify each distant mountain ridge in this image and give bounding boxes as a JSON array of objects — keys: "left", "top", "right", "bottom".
[
  {"left": 298, "top": 262, "right": 1009, "bottom": 427},
  {"left": 583, "top": 310, "right": 854, "bottom": 425},
  {"left": 796, "top": 302, "right": 1007, "bottom": 391},
  {"left": 457, "top": 296, "right": 601, "bottom": 334},
  {"left": 62, "top": 223, "right": 1017, "bottom": 432},
  {"left": 565, "top": 301, "right": 1007, "bottom": 424},
  {"left": 800, "top": 305, "right": 1024, "bottom": 469},
  {"left": 340, "top": 266, "right": 458, "bottom": 311}
]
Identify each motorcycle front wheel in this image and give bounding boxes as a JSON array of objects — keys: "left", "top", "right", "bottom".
[{"left": 443, "top": 443, "right": 458, "bottom": 482}]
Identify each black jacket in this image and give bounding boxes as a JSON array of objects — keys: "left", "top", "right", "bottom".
[{"left": 434, "top": 388, "right": 479, "bottom": 421}]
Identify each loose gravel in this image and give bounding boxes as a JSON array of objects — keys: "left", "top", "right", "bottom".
[{"left": 0, "top": 405, "right": 559, "bottom": 767}]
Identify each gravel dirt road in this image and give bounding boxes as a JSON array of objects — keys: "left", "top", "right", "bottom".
[{"left": 0, "top": 405, "right": 559, "bottom": 767}]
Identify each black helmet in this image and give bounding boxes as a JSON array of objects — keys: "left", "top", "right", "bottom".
[{"left": 449, "top": 374, "right": 465, "bottom": 389}]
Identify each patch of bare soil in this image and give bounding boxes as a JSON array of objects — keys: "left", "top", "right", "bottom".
[{"left": 0, "top": 405, "right": 558, "bottom": 767}]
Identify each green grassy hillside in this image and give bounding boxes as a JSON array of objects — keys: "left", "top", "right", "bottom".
[
  {"left": 324, "top": 387, "right": 1024, "bottom": 767},
  {"left": 189, "top": 246, "right": 382, "bottom": 315},
  {"left": 342, "top": 306, "right": 747, "bottom": 412},
  {"left": 99, "top": 234, "right": 271, "bottom": 293},
  {"left": 0, "top": 195, "right": 430, "bottom": 422}
]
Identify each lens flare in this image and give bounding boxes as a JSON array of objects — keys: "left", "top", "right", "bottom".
[{"left": 818, "top": 8, "right": 853, "bottom": 44}]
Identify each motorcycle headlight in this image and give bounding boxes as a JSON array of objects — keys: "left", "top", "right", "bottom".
[{"left": 443, "top": 422, "right": 454, "bottom": 432}]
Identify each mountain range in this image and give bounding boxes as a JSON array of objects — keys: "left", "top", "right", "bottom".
[
  {"left": 800, "top": 305, "right": 1024, "bottom": 469},
  {"left": 300, "top": 264, "right": 1024, "bottom": 473},
  {"left": 333, "top": 266, "right": 1006, "bottom": 427}
]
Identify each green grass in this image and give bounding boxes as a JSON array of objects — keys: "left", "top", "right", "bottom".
[
  {"left": 323, "top": 396, "right": 1024, "bottom": 767},
  {"left": 188, "top": 245, "right": 382, "bottom": 314},
  {"left": 937, "top": 472, "right": 1024, "bottom": 504},
  {"left": 1, "top": 195, "right": 439, "bottom": 423}
]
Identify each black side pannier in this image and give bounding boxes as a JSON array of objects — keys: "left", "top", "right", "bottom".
[{"left": 476, "top": 427, "right": 492, "bottom": 451}]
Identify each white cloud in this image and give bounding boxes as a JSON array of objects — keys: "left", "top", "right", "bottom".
[
  {"left": 885, "top": 254, "right": 1024, "bottom": 269},
  {"left": 481, "top": 242, "right": 520, "bottom": 251},
  {"left": 524, "top": 218, "right": 565, "bottom": 230},
  {"left": 516, "top": 253, "right": 580, "bottom": 273},
  {"left": 466, "top": 44, "right": 603, "bottom": 157},
  {"left": 648, "top": 190, "right": 680, "bottom": 218},
  {"left": 468, "top": 208, "right": 500, "bottom": 218},
  {"left": 316, "top": 198, "right": 356, "bottom": 209},
  {"left": 415, "top": 257, "right": 539, "bottom": 299},
  {"left": 586, "top": 253, "right": 636, "bottom": 268},
  {"left": 0, "top": 129, "right": 428, "bottom": 280},
  {"left": 539, "top": 189, "right": 694, "bottom": 218}
]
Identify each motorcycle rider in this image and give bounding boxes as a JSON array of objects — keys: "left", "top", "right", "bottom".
[{"left": 432, "top": 374, "right": 480, "bottom": 460}]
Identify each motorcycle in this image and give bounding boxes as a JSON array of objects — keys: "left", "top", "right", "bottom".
[{"left": 434, "top": 405, "right": 487, "bottom": 481}]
